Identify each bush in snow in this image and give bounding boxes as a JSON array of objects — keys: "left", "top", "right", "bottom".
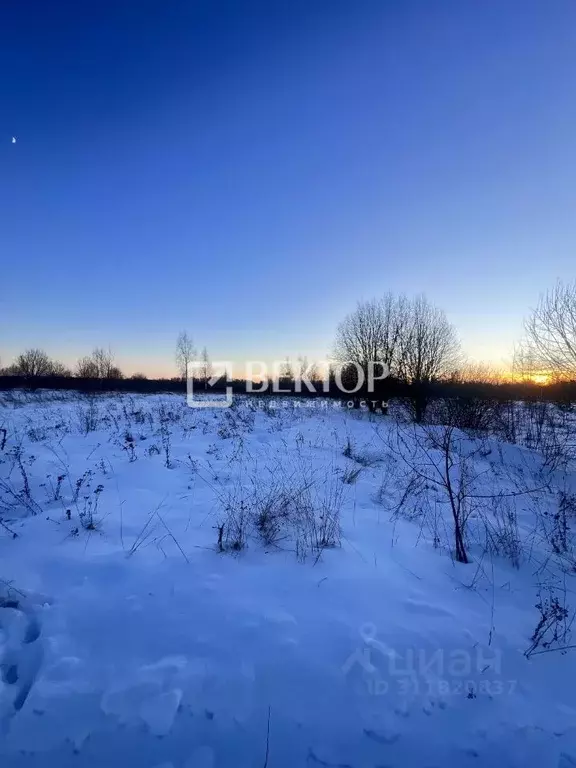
[
  {"left": 76, "top": 398, "right": 100, "bottom": 434},
  {"left": 525, "top": 582, "right": 574, "bottom": 658},
  {"left": 211, "top": 457, "right": 344, "bottom": 560}
]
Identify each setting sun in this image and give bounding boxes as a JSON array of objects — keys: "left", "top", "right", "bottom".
[{"left": 531, "top": 373, "right": 551, "bottom": 385}]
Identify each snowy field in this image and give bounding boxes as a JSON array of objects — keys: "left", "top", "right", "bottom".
[{"left": 1, "top": 390, "right": 576, "bottom": 767}]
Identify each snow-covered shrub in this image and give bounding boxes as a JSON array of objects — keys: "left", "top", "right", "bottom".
[
  {"left": 430, "top": 397, "right": 498, "bottom": 434},
  {"left": 214, "top": 479, "right": 251, "bottom": 552},
  {"left": 381, "top": 423, "right": 481, "bottom": 562},
  {"left": 342, "top": 466, "right": 362, "bottom": 484},
  {"left": 76, "top": 399, "right": 100, "bottom": 434},
  {"left": 253, "top": 485, "right": 292, "bottom": 547},
  {"left": 291, "top": 468, "right": 343, "bottom": 561},
  {"left": 491, "top": 400, "right": 521, "bottom": 444},
  {"left": 217, "top": 407, "right": 255, "bottom": 440},
  {"left": 122, "top": 431, "right": 137, "bottom": 462},
  {"left": 521, "top": 400, "right": 573, "bottom": 473},
  {"left": 79, "top": 484, "right": 104, "bottom": 531},
  {"left": 539, "top": 492, "right": 575, "bottom": 559},
  {"left": 157, "top": 410, "right": 173, "bottom": 468},
  {"left": 525, "top": 583, "right": 574, "bottom": 658},
  {"left": 342, "top": 437, "right": 353, "bottom": 459},
  {"left": 0, "top": 445, "right": 42, "bottom": 517},
  {"left": 481, "top": 496, "right": 522, "bottom": 568},
  {"left": 212, "top": 458, "right": 344, "bottom": 560},
  {"left": 342, "top": 436, "right": 380, "bottom": 467},
  {"left": 259, "top": 398, "right": 277, "bottom": 418},
  {"left": 381, "top": 422, "right": 546, "bottom": 565},
  {"left": 41, "top": 473, "right": 66, "bottom": 503},
  {"left": 26, "top": 424, "right": 49, "bottom": 442},
  {"left": 73, "top": 469, "right": 94, "bottom": 503}
]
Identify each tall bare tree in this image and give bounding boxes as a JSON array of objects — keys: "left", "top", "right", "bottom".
[
  {"left": 525, "top": 281, "right": 576, "bottom": 378},
  {"left": 199, "top": 347, "right": 212, "bottom": 389},
  {"left": 335, "top": 293, "right": 459, "bottom": 382},
  {"left": 295, "top": 355, "right": 320, "bottom": 383},
  {"left": 77, "top": 348, "right": 122, "bottom": 378},
  {"left": 334, "top": 293, "right": 460, "bottom": 420},
  {"left": 279, "top": 357, "right": 294, "bottom": 381},
  {"left": 175, "top": 331, "right": 196, "bottom": 381},
  {"left": 334, "top": 294, "right": 408, "bottom": 377},
  {"left": 398, "top": 295, "right": 461, "bottom": 383},
  {"left": 76, "top": 356, "right": 100, "bottom": 378},
  {"left": 93, "top": 347, "right": 116, "bottom": 377},
  {"left": 15, "top": 349, "right": 54, "bottom": 377},
  {"left": 397, "top": 295, "right": 461, "bottom": 422}
]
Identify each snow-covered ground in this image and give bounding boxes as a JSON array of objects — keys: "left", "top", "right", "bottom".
[{"left": 1, "top": 391, "right": 576, "bottom": 767}]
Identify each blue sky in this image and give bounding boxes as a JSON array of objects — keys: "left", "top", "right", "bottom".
[{"left": 2, "top": 0, "right": 576, "bottom": 376}]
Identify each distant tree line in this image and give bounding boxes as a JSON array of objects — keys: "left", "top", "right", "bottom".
[
  {"left": 0, "top": 370, "right": 574, "bottom": 405},
  {"left": 2, "top": 281, "right": 575, "bottom": 407},
  {"left": 0, "top": 347, "right": 126, "bottom": 380}
]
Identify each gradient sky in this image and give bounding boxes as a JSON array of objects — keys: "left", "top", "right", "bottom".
[{"left": 2, "top": 0, "right": 576, "bottom": 377}]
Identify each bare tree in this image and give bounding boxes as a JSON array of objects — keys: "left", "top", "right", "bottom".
[
  {"left": 334, "top": 294, "right": 407, "bottom": 377},
  {"left": 451, "top": 361, "right": 504, "bottom": 385},
  {"left": 14, "top": 349, "right": 54, "bottom": 377},
  {"left": 76, "top": 348, "right": 122, "bottom": 378},
  {"left": 77, "top": 356, "right": 100, "bottom": 378},
  {"left": 93, "top": 347, "right": 119, "bottom": 378},
  {"left": 279, "top": 357, "right": 294, "bottom": 382},
  {"left": 398, "top": 295, "right": 461, "bottom": 383},
  {"left": 525, "top": 281, "right": 576, "bottom": 378},
  {"left": 396, "top": 296, "right": 461, "bottom": 422},
  {"left": 335, "top": 294, "right": 460, "bottom": 419},
  {"left": 175, "top": 331, "right": 196, "bottom": 381},
  {"left": 294, "top": 355, "right": 320, "bottom": 384},
  {"left": 199, "top": 347, "right": 212, "bottom": 389},
  {"left": 334, "top": 294, "right": 459, "bottom": 382},
  {"left": 379, "top": 422, "right": 487, "bottom": 563},
  {"left": 49, "top": 360, "right": 72, "bottom": 377},
  {"left": 295, "top": 355, "right": 309, "bottom": 379},
  {"left": 512, "top": 343, "right": 542, "bottom": 383}
]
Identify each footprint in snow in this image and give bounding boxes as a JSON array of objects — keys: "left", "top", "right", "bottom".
[
  {"left": 306, "top": 747, "right": 355, "bottom": 767},
  {"left": 0, "top": 590, "right": 45, "bottom": 728},
  {"left": 363, "top": 727, "right": 401, "bottom": 745}
]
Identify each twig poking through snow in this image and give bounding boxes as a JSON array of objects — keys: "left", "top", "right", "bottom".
[{"left": 263, "top": 706, "right": 271, "bottom": 768}]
